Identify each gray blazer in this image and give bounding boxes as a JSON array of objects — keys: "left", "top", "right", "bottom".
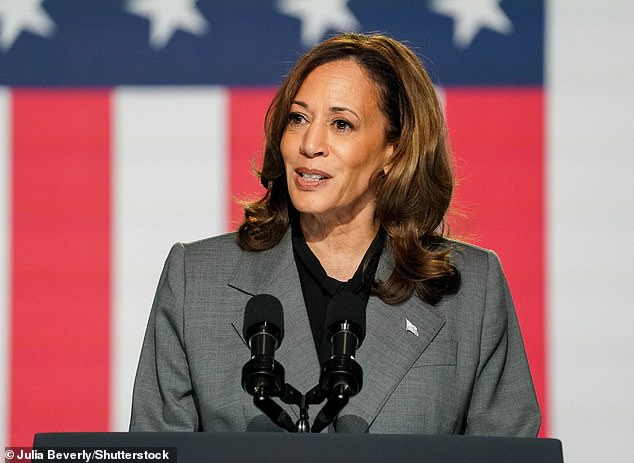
[{"left": 130, "top": 229, "right": 540, "bottom": 435}]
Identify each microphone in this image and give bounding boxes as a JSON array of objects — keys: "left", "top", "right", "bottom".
[
  {"left": 322, "top": 291, "right": 366, "bottom": 393},
  {"left": 243, "top": 294, "right": 284, "bottom": 356},
  {"left": 241, "top": 294, "right": 298, "bottom": 432},
  {"left": 241, "top": 294, "right": 285, "bottom": 397},
  {"left": 311, "top": 291, "right": 366, "bottom": 432}
]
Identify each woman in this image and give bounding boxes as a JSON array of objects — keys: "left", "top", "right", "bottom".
[{"left": 130, "top": 33, "right": 540, "bottom": 435}]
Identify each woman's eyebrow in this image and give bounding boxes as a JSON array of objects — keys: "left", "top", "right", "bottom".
[
  {"left": 330, "top": 106, "right": 360, "bottom": 120},
  {"left": 291, "top": 101, "right": 360, "bottom": 120}
]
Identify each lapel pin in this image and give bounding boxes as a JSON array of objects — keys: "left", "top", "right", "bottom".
[{"left": 405, "top": 318, "right": 419, "bottom": 337}]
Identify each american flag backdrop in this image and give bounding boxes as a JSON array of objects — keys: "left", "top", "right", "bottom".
[{"left": 1, "top": 1, "right": 633, "bottom": 461}]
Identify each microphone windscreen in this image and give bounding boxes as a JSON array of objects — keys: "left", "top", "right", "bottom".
[
  {"left": 325, "top": 291, "right": 367, "bottom": 344},
  {"left": 243, "top": 294, "right": 284, "bottom": 341}
]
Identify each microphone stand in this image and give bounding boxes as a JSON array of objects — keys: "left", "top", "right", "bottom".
[
  {"left": 307, "top": 384, "right": 350, "bottom": 433},
  {"left": 242, "top": 351, "right": 315, "bottom": 433},
  {"left": 308, "top": 351, "right": 363, "bottom": 433},
  {"left": 242, "top": 353, "right": 298, "bottom": 432},
  {"left": 245, "top": 358, "right": 362, "bottom": 433},
  {"left": 246, "top": 374, "right": 353, "bottom": 433}
]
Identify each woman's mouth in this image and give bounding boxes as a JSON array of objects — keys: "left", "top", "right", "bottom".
[
  {"left": 294, "top": 169, "right": 331, "bottom": 188},
  {"left": 299, "top": 172, "right": 326, "bottom": 180}
]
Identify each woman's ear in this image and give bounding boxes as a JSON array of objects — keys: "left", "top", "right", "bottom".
[{"left": 382, "top": 143, "right": 395, "bottom": 174}]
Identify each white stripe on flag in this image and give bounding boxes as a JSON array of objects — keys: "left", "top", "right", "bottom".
[
  {"left": 549, "top": 1, "right": 634, "bottom": 461},
  {"left": 0, "top": 88, "right": 9, "bottom": 446},
  {"left": 112, "top": 87, "right": 229, "bottom": 431}
]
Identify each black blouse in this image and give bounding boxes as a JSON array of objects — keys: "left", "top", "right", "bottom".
[{"left": 291, "top": 222, "right": 384, "bottom": 364}]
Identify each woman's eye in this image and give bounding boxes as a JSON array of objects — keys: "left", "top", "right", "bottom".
[
  {"left": 334, "top": 119, "right": 352, "bottom": 131},
  {"left": 288, "top": 112, "right": 306, "bottom": 127}
]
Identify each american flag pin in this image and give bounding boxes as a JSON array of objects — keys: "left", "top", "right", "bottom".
[{"left": 406, "top": 318, "right": 419, "bottom": 337}]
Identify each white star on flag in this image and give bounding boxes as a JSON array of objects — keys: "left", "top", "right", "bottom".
[
  {"left": 125, "top": 0, "right": 208, "bottom": 49},
  {"left": 429, "top": 0, "right": 513, "bottom": 48},
  {"left": 0, "top": 0, "right": 55, "bottom": 51},
  {"left": 277, "top": 0, "right": 360, "bottom": 47}
]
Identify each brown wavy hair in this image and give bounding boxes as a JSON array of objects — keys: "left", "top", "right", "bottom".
[{"left": 237, "top": 33, "right": 460, "bottom": 305}]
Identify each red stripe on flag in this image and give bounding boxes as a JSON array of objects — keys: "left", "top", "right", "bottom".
[
  {"left": 228, "top": 88, "right": 276, "bottom": 230},
  {"left": 10, "top": 90, "right": 111, "bottom": 445},
  {"left": 445, "top": 88, "right": 546, "bottom": 434}
]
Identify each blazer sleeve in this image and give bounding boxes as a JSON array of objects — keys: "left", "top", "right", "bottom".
[
  {"left": 465, "top": 250, "right": 541, "bottom": 436},
  {"left": 129, "top": 243, "right": 199, "bottom": 431}
]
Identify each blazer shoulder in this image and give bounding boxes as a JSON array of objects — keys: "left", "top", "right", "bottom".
[
  {"left": 160, "top": 232, "right": 246, "bottom": 279},
  {"left": 444, "top": 239, "right": 502, "bottom": 273},
  {"left": 180, "top": 232, "right": 242, "bottom": 256}
]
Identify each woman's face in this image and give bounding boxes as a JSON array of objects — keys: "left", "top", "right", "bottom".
[{"left": 280, "top": 59, "right": 394, "bottom": 226}]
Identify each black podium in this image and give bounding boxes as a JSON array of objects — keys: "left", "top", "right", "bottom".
[{"left": 34, "top": 432, "right": 563, "bottom": 463}]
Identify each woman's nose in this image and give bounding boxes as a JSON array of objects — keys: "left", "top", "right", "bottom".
[{"left": 299, "top": 122, "right": 328, "bottom": 158}]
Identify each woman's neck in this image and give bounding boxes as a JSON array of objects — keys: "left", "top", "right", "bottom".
[{"left": 299, "top": 211, "right": 379, "bottom": 281}]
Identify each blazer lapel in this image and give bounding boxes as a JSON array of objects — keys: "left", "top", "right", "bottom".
[
  {"left": 229, "top": 230, "right": 321, "bottom": 401},
  {"left": 336, "top": 250, "right": 447, "bottom": 432}
]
